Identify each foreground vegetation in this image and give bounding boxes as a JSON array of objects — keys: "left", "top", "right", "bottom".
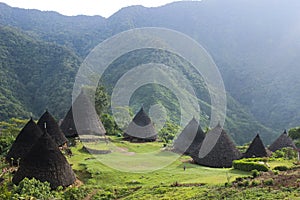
[
  {"left": 1, "top": 136, "right": 299, "bottom": 199},
  {"left": 0, "top": 118, "right": 299, "bottom": 199}
]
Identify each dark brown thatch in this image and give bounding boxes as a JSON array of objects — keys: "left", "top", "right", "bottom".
[
  {"left": 173, "top": 117, "right": 205, "bottom": 155},
  {"left": 6, "top": 118, "right": 43, "bottom": 165},
  {"left": 243, "top": 134, "right": 268, "bottom": 158},
  {"left": 191, "top": 124, "right": 241, "bottom": 168},
  {"left": 268, "top": 130, "right": 296, "bottom": 152},
  {"left": 60, "top": 91, "right": 106, "bottom": 137},
  {"left": 37, "top": 110, "right": 68, "bottom": 147},
  {"left": 124, "top": 107, "right": 157, "bottom": 142},
  {"left": 12, "top": 132, "right": 76, "bottom": 189},
  {"left": 60, "top": 108, "right": 79, "bottom": 138}
]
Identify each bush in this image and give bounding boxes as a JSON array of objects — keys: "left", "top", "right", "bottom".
[
  {"left": 100, "top": 113, "right": 122, "bottom": 136},
  {"left": 91, "top": 191, "right": 115, "bottom": 200},
  {"left": 233, "top": 160, "right": 268, "bottom": 172},
  {"left": 12, "top": 178, "right": 54, "bottom": 199},
  {"left": 236, "top": 179, "right": 250, "bottom": 187},
  {"left": 273, "top": 170, "right": 279, "bottom": 175},
  {"left": 251, "top": 169, "right": 260, "bottom": 178},
  {"left": 63, "top": 187, "right": 90, "bottom": 200},
  {"left": 251, "top": 180, "right": 260, "bottom": 186},
  {"left": 271, "top": 148, "right": 297, "bottom": 160},
  {"left": 274, "top": 166, "right": 289, "bottom": 171},
  {"left": 158, "top": 120, "right": 180, "bottom": 143},
  {"left": 0, "top": 183, "right": 12, "bottom": 199},
  {"left": 263, "top": 178, "right": 274, "bottom": 186}
]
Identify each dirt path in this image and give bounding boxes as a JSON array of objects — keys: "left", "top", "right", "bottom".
[{"left": 114, "top": 146, "right": 135, "bottom": 156}]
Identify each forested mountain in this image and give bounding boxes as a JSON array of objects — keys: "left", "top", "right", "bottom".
[
  {"left": 0, "top": 0, "right": 299, "bottom": 144},
  {"left": 0, "top": 26, "right": 80, "bottom": 119}
]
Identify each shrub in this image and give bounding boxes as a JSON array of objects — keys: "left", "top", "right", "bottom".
[
  {"left": 237, "top": 180, "right": 249, "bottom": 187},
  {"left": 92, "top": 191, "right": 115, "bottom": 200},
  {"left": 233, "top": 160, "right": 268, "bottom": 172},
  {"left": 251, "top": 180, "right": 260, "bottom": 186},
  {"left": 251, "top": 169, "right": 260, "bottom": 178},
  {"left": 0, "top": 183, "right": 12, "bottom": 199},
  {"left": 274, "top": 166, "right": 289, "bottom": 171},
  {"left": 263, "top": 178, "right": 274, "bottom": 186},
  {"left": 273, "top": 170, "right": 279, "bottom": 175},
  {"left": 12, "top": 178, "right": 53, "bottom": 199},
  {"left": 235, "top": 177, "right": 243, "bottom": 182},
  {"left": 271, "top": 148, "right": 297, "bottom": 160},
  {"left": 64, "top": 187, "right": 90, "bottom": 200}
]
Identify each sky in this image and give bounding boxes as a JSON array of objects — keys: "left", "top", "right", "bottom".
[{"left": 0, "top": 0, "right": 184, "bottom": 18}]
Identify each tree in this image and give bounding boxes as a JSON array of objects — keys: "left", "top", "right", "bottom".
[
  {"left": 288, "top": 127, "right": 300, "bottom": 148},
  {"left": 95, "top": 85, "right": 109, "bottom": 115},
  {"left": 80, "top": 85, "right": 109, "bottom": 115},
  {"left": 100, "top": 113, "right": 122, "bottom": 136},
  {"left": 158, "top": 120, "right": 181, "bottom": 144},
  {"left": 288, "top": 127, "right": 300, "bottom": 140}
]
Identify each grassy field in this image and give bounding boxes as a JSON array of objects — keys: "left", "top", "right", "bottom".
[
  {"left": 68, "top": 138, "right": 250, "bottom": 187},
  {"left": 1, "top": 136, "right": 299, "bottom": 199},
  {"left": 64, "top": 138, "right": 300, "bottom": 199}
]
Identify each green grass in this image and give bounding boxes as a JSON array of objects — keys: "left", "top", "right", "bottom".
[
  {"left": 63, "top": 140, "right": 300, "bottom": 200},
  {"left": 68, "top": 140, "right": 250, "bottom": 188},
  {"left": 268, "top": 159, "right": 296, "bottom": 169},
  {"left": 2, "top": 136, "right": 299, "bottom": 199}
]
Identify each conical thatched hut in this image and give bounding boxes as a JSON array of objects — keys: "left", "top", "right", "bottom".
[
  {"left": 269, "top": 130, "right": 296, "bottom": 152},
  {"left": 243, "top": 134, "right": 268, "bottom": 158},
  {"left": 12, "top": 132, "right": 76, "bottom": 189},
  {"left": 124, "top": 107, "right": 157, "bottom": 142},
  {"left": 37, "top": 110, "right": 68, "bottom": 147},
  {"left": 191, "top": 124, "right": 241, "bottom": 168},
  {"left": 60, "top": 91, "right": 106, "bottom": 137},
  {"left": 173, "top": 117, "right": 205, "bottom": 155},
  {"left": 60, "top": 108, "right": 78, "bottom": 138},
  {"left": 6, "top": 118, "right": 43, "bottom": 165}
]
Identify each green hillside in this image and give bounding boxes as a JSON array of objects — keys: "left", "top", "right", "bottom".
[
  {"left": 0, "top": 26, "right": 80, "bottom": 119},
  {"left": 0, "top": 25, "right": 275, "bottom": 144},
  {"left": 1, "top": 0, "right": 300, "bottom": 144}
]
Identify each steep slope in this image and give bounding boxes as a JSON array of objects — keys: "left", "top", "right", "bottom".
[
  {"left": 102, "top": 48, "right": 275, "bottom": 145},
  {"left": 1, "top": 0, "right": 299, "bottom": 143},
  {"left": 106, "top": 0, "right": 300, "bottom": 131},
  {"left": 0, "top": 26, "right": 80, "bottom": 119}
]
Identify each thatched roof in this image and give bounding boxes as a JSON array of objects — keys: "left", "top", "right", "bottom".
[
  {"left": 124, "top": 107, "right": 157, "bottom": 142},
  {"left": 37, "top": 110, "right": 68, "bottom": 147},
  {"left": 60, "top": 91, "right": 106, "bottom": 137},
  {"left": 60, "top": 108, "right": 79, "bottom": 138},
  {"left": 6, "top": 118, "right": 43, "bottom": 164},
  {"left": 243, "top": 134, "right": 268, "bottom": 158},
  {"left": 173, "top": 117, "right": 205, "bottom": 155},
  {"left": 12, "top": 132, "right": 76, "bottom": 189},
  {"left": 268, "top": 130, "right": 296, "bottom": 152},
  {"left": 191, "top": 124, "right": 241, "bottom": 168}
]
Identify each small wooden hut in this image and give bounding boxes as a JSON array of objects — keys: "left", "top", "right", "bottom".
[
  {"left": 173, "top": 117, "right": 205, "bottom": 155},
  {"left": 6, "top": 118, "right": 43, "bottom": 165},
  {"left": 191, "top": 124, "right": 241, "bottom": 168},
  {"left": 60, "top": 91, "right": 106, "bottom": 138},
  {"left": 37, "top": 110, "right": 68, "bottom": 147},
  {"left": 124, "top": 107, "right": 157, "bottom": 142},
  {"left": 269, "top": 130, "right": 296, "bottom": 152},
  {"left": 12, "top": 132, "right": 76, "bottom": 189},
  {"left": 243, "top": 134, "right": 268, "bottom": 158}
]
